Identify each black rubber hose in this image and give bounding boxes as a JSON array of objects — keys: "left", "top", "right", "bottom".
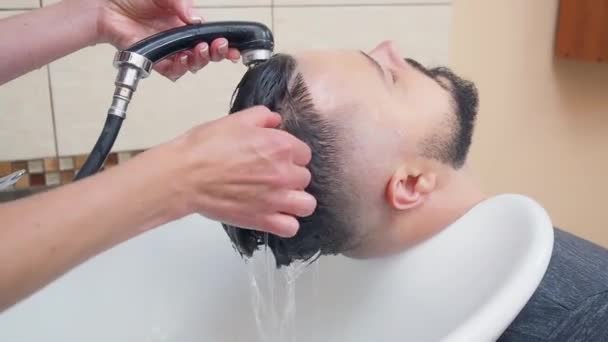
[
  {"left": 74, "top": 115, "right": 123, "bottom": 180},
  {"left": 126, "top": 21, "right": 273, "bottom": 62},
  {"left": 75, "top": 21, "right": 273, "bottom": 180}
]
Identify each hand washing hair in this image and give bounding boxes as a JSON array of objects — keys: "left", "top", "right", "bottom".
[{"left": 222, "top": 54, "right": 360, "bottom": 267}]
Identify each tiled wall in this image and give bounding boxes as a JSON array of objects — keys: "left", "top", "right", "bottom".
[
  {"left": 0, "top": 0, "right": 451, "bottom": 188},
  {"left": 0, "top": 150, "right": 143, "bottom": 189}
]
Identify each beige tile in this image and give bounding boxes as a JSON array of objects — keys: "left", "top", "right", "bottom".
[
  {"left": 27, "top": 160, "right": 44, "bottom": 174},
  {"left": 51, "top": 8, "right": 271, "bottom": 156},
  {"left": 274, "top": 5, "right": 451, "bottom": 66},
  {"left": 0, "top": 1, "right": 39, "bottom": 8},
  {"left": 0, "top": 12, "right": 56, "bottom": 161},
  {"left": 58, "top": 157, "right": 74, "bottom": 170},
  {"left": 275, "top": 0, "right": 447, "bottom": 4},
  {"left": 73, "top": 155, "right": 87, "bottom": 169},
  {"left": 45, "top": 172, "right": 61, "bottom": 186},
  {"left": 117, "top": 151, "right": 132, "bottom": 163}
]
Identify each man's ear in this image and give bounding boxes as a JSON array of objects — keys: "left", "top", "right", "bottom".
[{"left": 385, "top": 166, "right": 437, "bottom": 210}]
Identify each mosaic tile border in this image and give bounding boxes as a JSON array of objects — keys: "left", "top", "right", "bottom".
[{"left": 0, "top": 150, "right": 144, "bottom": 191}]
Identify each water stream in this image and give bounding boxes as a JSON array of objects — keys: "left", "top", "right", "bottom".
[{"left": 247, "top": 234, "right": 319, "bottom": 342}]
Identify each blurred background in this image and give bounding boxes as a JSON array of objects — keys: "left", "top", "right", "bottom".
[{"left": 1, "top": 0, "right": 607, "bottom": 246}]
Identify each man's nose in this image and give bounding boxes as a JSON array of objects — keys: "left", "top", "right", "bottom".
[{"left": 369, "top": 40, "right": 408, "bottom": 69}]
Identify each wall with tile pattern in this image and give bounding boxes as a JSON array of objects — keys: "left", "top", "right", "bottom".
[{"left": 0, "top": 0, "right": 451, "bottom": 161}]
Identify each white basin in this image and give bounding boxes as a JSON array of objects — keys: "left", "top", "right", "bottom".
[{"left": 0, "top": 194, "right": 553, "bottom": 341}]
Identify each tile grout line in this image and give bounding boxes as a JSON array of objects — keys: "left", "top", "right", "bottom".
[
  {"left": 0, "top": 8, "right": 37, "bottom": 11},
  {"left": 45, "top": 64, "right": 60, "bottom": 161},
  {"left": 271, "top": 0, "right": 275, "bottom": 32},
  {"left": 41, "top": 0, "right": 53, "bottom": 181}
]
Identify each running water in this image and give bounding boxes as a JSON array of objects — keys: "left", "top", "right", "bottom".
[
  {"left": 247, "top": 260, "right": 271, "bottom": 342},
  {"left": 247, "top": 234, "right": 320, "bottom": 342},
  {"left": 311, "top": 260, "right": 321, "bottom": 341},
  {"left": 277, "top": 257, "right": 309, "bottom": 342}
]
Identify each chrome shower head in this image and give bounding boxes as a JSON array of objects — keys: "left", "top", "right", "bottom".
[{"left": 241, "top": 49, "right": 272, "bottom": 67}]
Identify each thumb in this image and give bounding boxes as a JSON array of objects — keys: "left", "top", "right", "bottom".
[{"left": 230, "top": 106, "right": 282, "bottom": 128}]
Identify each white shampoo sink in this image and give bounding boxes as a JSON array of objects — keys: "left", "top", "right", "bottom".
[{"left": 0, "top": 194, "right": 553, "bottom": 341}]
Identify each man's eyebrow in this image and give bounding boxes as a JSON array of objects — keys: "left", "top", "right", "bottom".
[
  {"left": 405, "top": 58, "right": 451, "bottom": 90},
  {"left": 359, "top": 51, "right": 385, "bottom": 81}
]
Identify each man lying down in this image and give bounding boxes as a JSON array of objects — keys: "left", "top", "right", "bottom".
[
  {"left": 224, "top": 41, "right": 482, "bottom": 266},
  {"left": 223, "top": 41, "right": 608, "bottom": 341}
]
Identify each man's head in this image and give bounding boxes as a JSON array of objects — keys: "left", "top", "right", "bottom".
[{"left": 222, "top": 41, "right": 479, "bottom": 267}]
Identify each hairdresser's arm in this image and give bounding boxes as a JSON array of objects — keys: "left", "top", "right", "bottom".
[
  {"left": 0, "top": 106, "right": 315, "bottom": 312},
  {"left": 0, "top": 0, "right": 98, "bottom": 84},
  {"left": 0, "top": 0, "right": 239, "bottom": 85}
]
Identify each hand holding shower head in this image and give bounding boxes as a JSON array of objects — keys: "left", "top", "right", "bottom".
[
  {"left": 75, "top": 21, "right": 274, "bottom": 180},
  {"left": 124, "top": 21, "right": 274, "bottom": 67}
]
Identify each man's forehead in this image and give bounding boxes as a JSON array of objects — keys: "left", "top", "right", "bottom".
[{"left": 293, "top": 50, "right": 385, "bottom": 116}]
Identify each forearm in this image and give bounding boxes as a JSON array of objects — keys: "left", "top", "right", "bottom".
[
  {"left": 0, "top": 0, "right": 100, "bottom": 85},
  {"left": 0, "top": 148, "right": 180, "bottom": 312}
]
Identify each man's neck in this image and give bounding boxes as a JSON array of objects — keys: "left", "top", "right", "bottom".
[{"left": 349, "top": 169, "right": 487, "bottom": 259}]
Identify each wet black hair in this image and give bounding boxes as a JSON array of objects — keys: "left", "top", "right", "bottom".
[{"left": 222, "top": 54, "right": 356, "bottom": 267}]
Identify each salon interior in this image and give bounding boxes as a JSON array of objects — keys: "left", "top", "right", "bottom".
[{"left": 0, "top": 0, "right": 607, "bottom": 341}]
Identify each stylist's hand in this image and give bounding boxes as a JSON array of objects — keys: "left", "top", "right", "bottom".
[
  {"left": 97, "top": 0, "right": 240, "bottom": 80},
  {"left": 156, "top": 106, "right": 316, "bottom": 237}
]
